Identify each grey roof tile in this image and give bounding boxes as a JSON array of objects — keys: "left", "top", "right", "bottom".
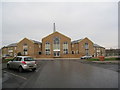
[
  {"left": 94, "top": 44, "right": 104, "bottom": 48},
  {"left": 7, "top": 43, "right": 17, "bottom": 47},
  {"left": 31, "top": 40, "right": 41, "bottom": 44},
  {"left": 71, "top": 39, "right": 83, "bottom": 44}
]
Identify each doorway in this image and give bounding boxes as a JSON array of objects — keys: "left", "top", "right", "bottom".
[{"left": 54, "top": 51, "right": 60, "bottom": 57}]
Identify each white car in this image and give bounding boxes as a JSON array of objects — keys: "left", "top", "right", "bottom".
[
  {"left": 7, "top": 56, "right": 37, "bottom": 72},
  {"left": 80, "top": 55, "right": 92, "bottom": 59}
]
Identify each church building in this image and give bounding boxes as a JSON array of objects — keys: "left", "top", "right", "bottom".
[{"left": 2, "top": 24, "right": 105, "bottom": 58}]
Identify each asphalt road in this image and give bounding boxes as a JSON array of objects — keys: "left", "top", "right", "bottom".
[{"left": 2, "top": 60, "right": 118, "bottom": 88}]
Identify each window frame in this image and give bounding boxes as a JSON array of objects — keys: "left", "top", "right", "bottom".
[
  {"left": 53, "top": 37, "right": 60, "bottom": 50},
  {"left": 63, "top": 42, "right": 68, "bottom": 54},
  {"left": 45, "top": 42, "right": 51, "bottom": 55}
]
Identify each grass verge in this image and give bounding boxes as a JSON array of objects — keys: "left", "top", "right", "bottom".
[
  {"left": 87, "top": 57, "right": 119, "bottom": 61},
  {"left": 2, "top": 58, "right": 13, "bottom": 63}
]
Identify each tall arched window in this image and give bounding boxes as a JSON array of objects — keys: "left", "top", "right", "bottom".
[{"left": 53, "top": 37, "right": 60, "bottom": 50}]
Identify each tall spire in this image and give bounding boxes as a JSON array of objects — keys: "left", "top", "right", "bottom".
[{"left": 53, "top": 23, "right": 56, "bottom": 32}]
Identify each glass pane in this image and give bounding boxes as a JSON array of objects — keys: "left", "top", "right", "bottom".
[
  {"left": 24, "top": 57, "right": 35, "bottom": 61},
  {"left": 13, "top": 57, "right": 17, "bottom": 61},
  {"left": 53, "top": 37, "right": 60, "bottom": 50}
]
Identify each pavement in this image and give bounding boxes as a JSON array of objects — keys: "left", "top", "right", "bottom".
[{"left": 2, "top": 60, "right": 119, "bottom": 88}]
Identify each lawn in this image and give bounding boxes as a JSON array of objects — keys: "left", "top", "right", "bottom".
[{"left": 87, "top": 57, "right": 119, "bottom": 61}]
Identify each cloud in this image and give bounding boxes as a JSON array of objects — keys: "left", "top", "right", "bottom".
[{"left": 2, "top": 2, "right": 118, "bottom": 49}]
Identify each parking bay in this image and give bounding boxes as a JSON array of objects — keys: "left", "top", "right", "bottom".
[{"left": 2, "top": 60, "right": 118, "bottom": 88}]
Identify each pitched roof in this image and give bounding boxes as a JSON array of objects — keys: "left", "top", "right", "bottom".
[
  {"left": 42, "top": 31, "right": 71, "bottom": 40},
  {"left": 7, "top": 43, "right": 17, "bottom": 47},
  {"left": 72, "top": 38, "right": 104, "bottom": 48},
  {"left": 18, "top": 37, "right": 41, "bottom": 44},
  {"left": 31, "top": 40, "right": 41, "bottom": 44},
  {"left": 94, "top": 44, "right": 104, "bottom": 48},
  {"left": 71, "top": 39, "right": 83, "bottom": 44}
]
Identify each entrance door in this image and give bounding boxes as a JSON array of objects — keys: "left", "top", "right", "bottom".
[{"left": 54, "top": 51, "right": 60, "bottom": 57}]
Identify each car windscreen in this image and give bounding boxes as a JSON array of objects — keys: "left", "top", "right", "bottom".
[{"left": 24, "top": 57, "right": 35, "bottom": 61}]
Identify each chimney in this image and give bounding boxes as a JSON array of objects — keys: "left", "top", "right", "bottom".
[{"left": 53, "top": 23, "right": 56, "bottom": 32}]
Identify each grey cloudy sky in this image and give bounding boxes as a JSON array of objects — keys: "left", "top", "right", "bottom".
[{"left": 1, "top": 1, "right": 118, "bottom": 49}]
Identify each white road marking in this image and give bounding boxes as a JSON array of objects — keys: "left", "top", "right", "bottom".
[
  {"left": 35, "top": 66, "right": 41, "bottom": 72},
  {"left": 3, "top": 70, "right": 27, "bottom": 80}
]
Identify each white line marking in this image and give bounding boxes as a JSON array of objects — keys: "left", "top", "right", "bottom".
[
  {"left": 35, "top": 67, "right": 41, "bottom": 72},
  {"left": 3, "top": 70, "right": 27, "bottom": 80}
]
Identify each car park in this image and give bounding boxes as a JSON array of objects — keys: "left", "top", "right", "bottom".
[
  {"left": 7, "top": 56, "right": 37, "bottom": 72},
  {"left": 80, "top": 55, "right": 92, "bottom": 59}
]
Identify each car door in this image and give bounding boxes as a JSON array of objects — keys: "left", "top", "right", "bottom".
[
  {"left": 10, "top": 57, "right": 17, "bottom": 69},
  {"left": 13, "top": 57, "right": 21, "bottom": 69},
  {"left": 15, "top": 57, "right": 22, "bottom": 69}
]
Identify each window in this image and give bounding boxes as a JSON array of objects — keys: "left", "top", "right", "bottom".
[
  {"left": 24, "top": 57, "right": 35, "bottom": 61},
  {"left": 13, "top": 57, "right": 22, "bottom": 61},
  {"left": 23, "top": 49, "right": 28, "bottom": 55},
  {"left": 63, "top": 42, "right": 68, "bottom": 54},
  {"left": 85, "top": 43, "right": 89, "bottom": 49},
  {"left": 8, "top": 50, "right": 13, "bottom": 52},
  {"left": 8, "top": 47, "right": 13, "bottom": 53},
  {"left": 39, "top": 45, "right": 41, "bottom": 48},
  {"left": 24, "top": 43, "right": 27, "bottom": 46},
  {"left": 63, "top": 49, "right": 68, "bottom": 54},
  {"left": 45, "top": 49, "right": 50, "bottom": 55},
  {"left": 76, "top": 50, "right": 79, "bottom": 54},
  {"left": 13, "top": 57, "right": 17, "bottom": 61},
  {"left": 45, "top": 42, "right": 50, "bottom": 49},
  {"left": 45, "top": 42, "right": 50, "bottom": 55},
  {"left": 54, "top": 37, "right": 60, "bottom": 44},
  {"left": 53, "top": 37, "right": 60, "bottom": 50},
  {"left": 85, "top": 49, "right": 89, "bottom": 56},
  {"left": 18, "top": 57, "right": 22, "bottom": 61},
  {"left": 97, "top": 49, "right": 100, "bottom": 52},
  {"left": 85, "top": 43, "right": 89, "bottom": 56},
  {"left": 23, "top": 43, "right": 28, "bottom": 49},
  {"left": 23, "top": 43, "right": 28, "bottom": 55},
  {"left": 8, "top": 47, "right": 13, "bottom": 50}
]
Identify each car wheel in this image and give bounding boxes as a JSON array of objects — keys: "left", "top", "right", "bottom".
[
  {"left": 18, "top": 66, "right": 23, "bottom": 73},
  {"left": 32, "top": 68, "right": 36, "bottom": 72},
  {"left": 7, "top": 64, "right": 10, "bottom": 69}
]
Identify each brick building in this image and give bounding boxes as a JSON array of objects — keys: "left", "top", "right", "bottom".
[
  {"left": 2, "top": 43, "right": 17, "bottom": 57},
  {"left": 94, "top": 44, "right": 105, "bottom": 57},
  {"left": 71, "top": 37, "right": 94, "bottom": 57},
  {"left": 2, "top": 31, "right": 105, "bottom": 58},
  {"left": 105, "top": 49, "right": 120, "bottom": 57},
  {"left": 17, "top": 38, "right": 42, "bottom": 57}
]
